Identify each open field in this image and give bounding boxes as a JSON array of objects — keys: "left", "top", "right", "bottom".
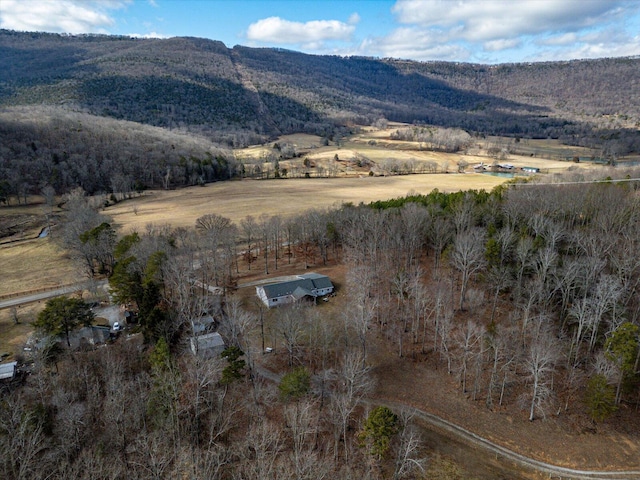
[
  {"left": 0, "top": 127, "right": 608, "bottom": 307},
  {"left": 104, "top": 173, "right": 509, "bottom": 231},
  {"left": 0, "top": 238, "right": 76, "bottom": 297},
  {"left": 236, "top": 126, "right": 605, "bottom": 180}
]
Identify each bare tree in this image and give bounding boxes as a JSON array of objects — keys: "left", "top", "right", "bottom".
[
  {"left": 450, "top": 227, "right": 486, "bottom": 310},
  {"left": 329, "top": 349, "right": 374, "bottom": 463},
  {"left": 240, "top": 215, "right": 257, "bottom": 271},
  {"left": 393, "top": 411, "right": 426, "bottom": 480},
  {"left": 523, "top": 326, "right": 559, "bottom": 421},
  {"left": 275, "top": 304, "right": 307, "bottom": 367},
  {"left": 452, "top": 319, "right": 485, "bottom": 394},
  {"left": 0, "top": 395, "right": 49, "bottom": 480}
]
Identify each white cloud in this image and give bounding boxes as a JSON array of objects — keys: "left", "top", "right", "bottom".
[
  {"left": 361, "top": 26, "right": 470, "bottom": 61},
  {"left": 391, "top": 0, "right": 629, "bottom": 42},
  {"left": 348, "top": 12, "right": 360, "bottom": 25},
  {"left": 540, "top": 32, "right": 578, "bottom": 46},
  {"left": 0, "top": 0, "right": 130, "bottom": 34},
  {"left": 379, "top": 0, "right": 640, "bottom": 62},
  {"left": 127, "top": 31, "right": 168, "bottom": 39},
  {"left": 535, "top": 33, "right": 640, "bottom": 62},
  {"left": 483, "top": 38, "right": 521, "bottom": 52},
  {"left": 246, "top": 16, "right": 355, "bottom": 45}
]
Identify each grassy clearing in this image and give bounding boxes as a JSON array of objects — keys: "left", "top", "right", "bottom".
[
  {"left": 0, "top": 130, "right": 600, "bottom": 305},
  {"left": 105, "top": 173, "right": 509, "bottom": 232},
  {"left": 0, "top": 238, "right": 77, "bottom": 296},
  {"left": 0, "top": 303, "right": 43, "bottom": 359}
]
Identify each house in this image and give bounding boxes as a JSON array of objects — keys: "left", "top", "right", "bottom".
[
  {"left": 190, "top": 332, "right": 226, "bottom": 358},
  {"left": 0, "top": 361, "right": 17, "bottom": 382},
  {"left": 69, "top": 326, "right": 111, "bottom": 350},
  {"left": 256, "top": 273, "right": 334, "bottom": 308}
]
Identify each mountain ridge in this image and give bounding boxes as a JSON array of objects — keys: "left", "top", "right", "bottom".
[{"left": 2, "top": 29, "right": 639, "bottom": 149}]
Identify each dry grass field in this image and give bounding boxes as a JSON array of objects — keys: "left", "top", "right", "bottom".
[
  {"left": 0, "top": 238, "right": 76, "bottom": 297},
  {"left": 104, "top": 173, "right": 508, "bottom": 232},
  {"left": 0, "top": 127, "right": 606, "bottom": 303}
]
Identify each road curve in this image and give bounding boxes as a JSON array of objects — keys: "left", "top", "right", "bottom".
[
  {"left": 373, "top": 399, "right": 640, "bottom": 480},
  {"left": 253, "top": 367, "right": 640, "bottom": 480}
]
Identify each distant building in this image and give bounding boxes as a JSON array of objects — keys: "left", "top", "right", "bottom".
[
  {"left": 256, "top": 273, "right": 334, "bottom": 308},
  {"left": 70, "top": 326, "right": 111, "bottom": 350},
  {"left": 190, "top": 332, "right": 226, "bottom": 358},
  {"left": 522, "top": 166, "right": 540, "bottom": 173}
]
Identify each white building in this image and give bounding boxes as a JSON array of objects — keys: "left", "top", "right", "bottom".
[{"left": 256, "top": 273, "right": 334, "bottom": 308}]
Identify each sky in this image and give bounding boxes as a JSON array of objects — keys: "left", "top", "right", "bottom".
[{"left": 1, "top": 0, "right": 640, "bottom": 64}]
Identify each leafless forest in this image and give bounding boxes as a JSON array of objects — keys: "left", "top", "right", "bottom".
[{"left": 3, "top": 169, "right": 640, "bottom": 478}]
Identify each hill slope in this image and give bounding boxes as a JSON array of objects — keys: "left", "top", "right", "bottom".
[{"left": 2, "top": 30, "right": 639, "bottom": 147}]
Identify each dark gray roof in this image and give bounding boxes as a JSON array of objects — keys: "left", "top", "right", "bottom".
[
  {"left": 292, "top": 286, "right": 314, "bottom": 300},
  {"left": 261, "top": 274, "right": 333, "bottom": 299},
  {"left": 193, "top": 332, "right": 225, "bottom": 350},
  {"left": 191, "top": 332, "right": 226, "bottom": 357}
]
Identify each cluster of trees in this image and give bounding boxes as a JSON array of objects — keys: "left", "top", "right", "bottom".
[
  {"left": 1, "top": 323, "right": 426, "bottom": 480},
  {"left": 389, "top": 126, "right": 473, "bottom": 153},
  {"left": 59, "top": 166, "right": 640, "bottom": 427},
  {"left": 5, "top": 167, "right": 640, "bottom": 477},
  {"left": 343, "top": 175, "right": 640, "bottom": 422}
]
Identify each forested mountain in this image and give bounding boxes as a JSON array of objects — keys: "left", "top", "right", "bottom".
[
  {"left": 1, "top": 30, "right": 639, "bottom": 147},
  {"left": 1, "top": 30, "right": 640, "bottom": 199}
]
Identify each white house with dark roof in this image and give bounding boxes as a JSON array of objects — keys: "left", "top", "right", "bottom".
[{"left": 256, "top": 273, "right": 334, "bottom": 308}]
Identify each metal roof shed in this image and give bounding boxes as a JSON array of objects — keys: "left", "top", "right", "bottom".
[{"left": 0, "top": 361, "right": 17, "bottom": 381}]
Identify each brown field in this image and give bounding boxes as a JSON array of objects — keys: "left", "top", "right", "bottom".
[
  {"left": 0, "top": 238, "right": 76, "bottom": 297},
  {"left": 237, "top": 126, "right": 599, "bottom": 177},
  {"left": 104, "top": 173, "right": 509, "bottom": 232},
  {"left": 0, "top": 127, "right": 607, "bottom": 305}
]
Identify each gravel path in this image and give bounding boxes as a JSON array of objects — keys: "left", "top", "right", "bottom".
[{"left": 255, "top": 364, "right": 640, "bottom": 480}]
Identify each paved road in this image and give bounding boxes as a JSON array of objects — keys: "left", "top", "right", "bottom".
[{"left": 0, "top": 280, "right": 109, "bottom": 310}]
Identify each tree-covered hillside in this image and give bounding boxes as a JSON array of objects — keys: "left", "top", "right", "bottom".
[{"left": 1, "top": 30, "right": 639, "bottom": 151}]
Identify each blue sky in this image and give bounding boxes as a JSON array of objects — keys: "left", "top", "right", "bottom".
[{"left": 2, "top": 0, "right": 640, "bottom": 64}]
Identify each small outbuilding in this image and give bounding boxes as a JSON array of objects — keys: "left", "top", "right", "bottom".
[
  {"left": 256, "top": 273, "right": 334, "bottom": 308},
  {"left": 190, "top": 332, "right": 226, "bottom": 358},
  {"left": 0, "top": 361, "right": 17, "bottom": 382}
]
